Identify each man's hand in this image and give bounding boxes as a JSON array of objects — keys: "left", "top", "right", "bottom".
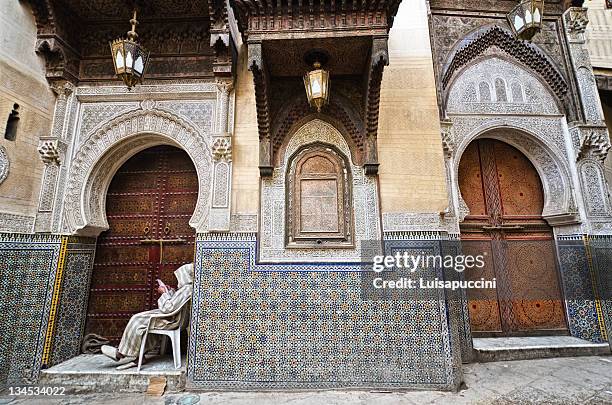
[{"left": 157, "top": 285, "right": 167, "bottom": 295}]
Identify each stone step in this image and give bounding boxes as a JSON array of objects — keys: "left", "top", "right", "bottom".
[
  {"left": 472, "top": 336, "right": 611, "bottom": 363},
  {"left": 39, "top": 354, "right": 186, "bottom": 394}
]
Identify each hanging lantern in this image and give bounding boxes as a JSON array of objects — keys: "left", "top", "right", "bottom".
[
  {"left": 303, "top": 61, "right": 330, "bottom": 113},
  {"left": 110, "top": 9, "right": 150, "bottom": 90},
  {"left": 507, "top": 0, "right": 545, "bottom": 41}
]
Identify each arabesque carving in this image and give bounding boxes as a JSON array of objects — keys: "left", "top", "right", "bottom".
[{"left": 63, "top": 109, "right": 212, "bottom": 236}]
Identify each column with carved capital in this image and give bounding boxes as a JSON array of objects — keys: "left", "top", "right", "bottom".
[
  {"left": 564, "top": 7, "right": 606, "bottom": 124},
  {"left": 564, "top": 7, "right": 612, "bottom": 235},
  {"left": 34, "top": 139, "right": 66, "bottom": 232},
  {"left": 575, "top": 128, "right": 612, "bottom": 234},
  {"left": 209, "top": 79, "right": 234, "bottom": 231},
  {"left": 439, "top": 119, "right": 473, "bottom": 362},
  {"left": 34, "top": 81, "right": 73, "bottom": 233}
]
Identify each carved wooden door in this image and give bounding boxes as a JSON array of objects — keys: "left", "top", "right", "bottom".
[
  {"left": 85, "top": 145, "right": 197, "bottom": 343},
  {"left": 459, "top": 139, "right": 567, "bottom": 336}
]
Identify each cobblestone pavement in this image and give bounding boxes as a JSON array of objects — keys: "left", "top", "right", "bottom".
[{"left": 3, "top": 355, "right": 611, "bottom": 405}]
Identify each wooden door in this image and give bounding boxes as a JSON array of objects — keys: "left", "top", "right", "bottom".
[
  {"left": 85, "top": 145, "right": 198, "bottom": 343},
  {"left": 459, "top": 139, "right": 567, "bottom": 336}
]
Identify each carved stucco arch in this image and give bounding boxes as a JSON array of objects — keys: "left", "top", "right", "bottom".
[
  {"left": 259, "top": 118, "right": 381, "bottom": 262},
  {"left": 453, "top": 125, "right": 577, "bottom": 225},
  {"left": 444, "top": 52, "right": 579, "bottom": 226},
  {"left": 441, "top": 26, "right": 568, "bottom": 106},
  {"left": 272, "top": 94, "right": 365, "bottom": 166},
  {"left": 63, "top": 108, "right": 212, "bottom": 236},
  {"left": 277, "top": 114, "right": 361, "bottom": 167}
]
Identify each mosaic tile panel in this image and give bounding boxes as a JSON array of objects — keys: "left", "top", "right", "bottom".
[
  {"left": 188, "top": 233, "right": 459, "bottom": 390},
  {"left": 441, "top": 238, "right": 473, "bottom": 364},
  {"left": 587, "top": 235, "right": 612, "bottom": 347},
  {"left": 556, "top": 236, "right": 604, "bottom": 343},
  {"left": 0, "top": 233, "right": 62, "bottom": 388},
  {"left": 49, "top": 237, "right": 97, "bottom": 366}
]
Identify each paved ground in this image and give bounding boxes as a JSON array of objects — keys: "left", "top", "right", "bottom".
[{"left": 2, "top": 355, "right": 611, "bottom": 404}]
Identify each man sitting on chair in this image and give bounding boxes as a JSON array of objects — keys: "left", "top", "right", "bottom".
[{"left": 101, "top": 262, "right": 194, "bottom": 363}]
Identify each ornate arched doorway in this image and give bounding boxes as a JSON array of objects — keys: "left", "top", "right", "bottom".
[
  {"left": 459, "top": 138, "right": 567, "bottom": 336},
  {"left": 85, "top": 145, "right": 198, "bottom": 343}
]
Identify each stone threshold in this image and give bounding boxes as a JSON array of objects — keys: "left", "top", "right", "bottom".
[
  {"left": 39, "top": 354, "right": 186, "bottom": 394},
  {"left": 472, "top": 336, "right": 611, "bottom": 363}
]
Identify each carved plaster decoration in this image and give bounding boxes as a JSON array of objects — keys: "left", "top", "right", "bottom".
[
  {"left": 57, "top": 82, "right": 222, "bottom": 236},
  {"left": 140, "top": 99, "right": 157, "bottom": 111},
  {"left": 37, "top": 165, "right": 59, "bottom": 213},
  {"left": 230, "top": 214, "right": 258, "bottom": 233},
  {"left": 438, "top": 120, "right": 459, "bottom": 232},
  {"left": 36, "top": 137, "right": 64, "bottom": 232},
  {"left": 77, "top": 103, "right": 140, "bottom": 143},
  {"left": 209, "top": 134, "right": 233, "bottom": 230},
  {"left": 578, "top": 130, "right": 611, "bottom": 162},
  {"left": 0, "top": 212, "right": 35, "bottom": 233},
  {"left": 208, "top": 79, "right": 235, "bottom": 231},
  {"left": 578, "top": 160, "right": 612, "bottom": 218},
  {"left": 382, "top": 213, "right": 459, "bottom": 234},
  {"left": 211, "top": 137, "right": 232, "bottom": 162},
  {"left": 49, "top": 80, "right": 75, "bottom": 141},
  {"left": 441, "top": 26, "right": 569, "bottom": 105},
  {"left": 215, "top": 79, "right": 233, "bottom": 134},
  {"left": 573, "top": 126, "right": 612, "bottom": 231},
  {"left": 576, "top": 65, "right": 604, "bottom": 123},
  {"left": 50, "top": 80, "right": 75, "bottom": 99},
  {"left": 63, "top": 109, "right": 213, "bottom": 236},
  {"left": 0, "top": 146, "right": 9, "bottom": 185},
  {"left": 259, "top": 119, "right": 381, "bottom": 262},
  {"left": 272, "top": 94, "right": 366, "bottom": 167},
  {"left": 211, "top": 162, "right": 231, "bottom": 208},
  {"left": 37, "top": 139, "right": 62, "bottom": 165},
  {"left": 446, "top": 56, "right": 562, "bottom": 116},
  {"left": 564, "top": 7, "right": 589, "bottom": 38},
  {"left": 51, "top": 87, "right": 80, "bottom": 233},
  {"left": 75, "top": 82, "right": 218, "bottom": 97},
  {"left": 157, "top": 101, "right": 215, "bottom": 135},
  {"left": 562, "top": 8, "right": 605, "bottom": 124},
  {"left": 440, "top": 120, "right": 454, "bottom": 160}
]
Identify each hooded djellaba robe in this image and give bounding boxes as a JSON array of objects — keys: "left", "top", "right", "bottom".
[{"left": 117, "top": 263, "right": 194, "bottom": 357}]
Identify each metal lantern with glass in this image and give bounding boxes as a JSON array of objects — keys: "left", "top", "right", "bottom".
[
  {"left": 303, "top": 53, "right": 330, "bottom": 113},
  {"left": 507, "top": 0, "right": 545, "bottom": 41},
  {"left": 110, "top": 10, "right": 150, "bottom": 89}
]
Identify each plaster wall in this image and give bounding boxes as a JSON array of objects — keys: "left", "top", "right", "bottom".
[
  {"left": 377, "top": 0, "right": 448, "bottom": 214},
  {"left": 0, "top": 0, "right": 54, "bottom": 229},
  {"left": 230, "top": 48, "right": 260, "bottom": 216}
]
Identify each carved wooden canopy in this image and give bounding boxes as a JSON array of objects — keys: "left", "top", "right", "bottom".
[
  {"left": 26, "top": 0, "right": 232, "bottom": 85},
  {"left": 230, "top": 0, "right": 400, "bottom": 176}
]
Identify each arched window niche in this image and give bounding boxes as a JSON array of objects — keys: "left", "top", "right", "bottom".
[{"left": 286, "top": 143, "right": 353, "bottom": 248}]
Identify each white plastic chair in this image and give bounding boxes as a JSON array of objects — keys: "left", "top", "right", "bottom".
[{"left": 137, "top": 298, "right": 191, "bottom": 372}]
